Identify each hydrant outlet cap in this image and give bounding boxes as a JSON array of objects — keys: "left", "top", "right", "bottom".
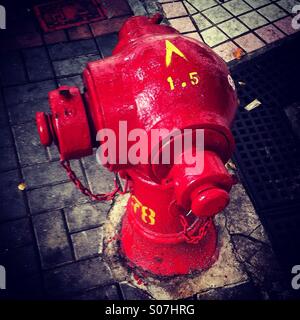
[
  {"left": 36, "top": 112, "right": 53, "bottom": 146},
  {"left": 191, "top": 188, "right": 229, "bottom": 217}
]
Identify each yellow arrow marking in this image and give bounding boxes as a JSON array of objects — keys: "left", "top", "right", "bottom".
[{"left": 165, "top": 40, "right": 187, "bottom": 67}]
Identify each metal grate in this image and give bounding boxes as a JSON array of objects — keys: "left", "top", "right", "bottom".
[
  {"left": 230, "top": 35, "right": 300, "bottom": 272},
  {"left": 231, "top": 36, "right": 300, "bottom": 211}
]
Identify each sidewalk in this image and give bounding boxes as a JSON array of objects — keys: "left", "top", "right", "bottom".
[{"left": 0, "top": 0, "right": 299, "bottom": 300}]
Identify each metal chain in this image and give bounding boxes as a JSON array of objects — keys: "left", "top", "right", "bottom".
[
  {"left": 62, "top": 160, "right": 211, "bottom": 241},
  {"left": 61, "top": 160, "right": 128, "bottom": 202},
  {"left": 179, "top": 214, "right": 212, "bottom": 244}
]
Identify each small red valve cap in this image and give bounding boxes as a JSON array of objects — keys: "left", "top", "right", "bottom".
[
  {"left": 191, "top": 188, "right": 230, "bottom": 217},
  {"left": 36, "top": 112, "right": 53, "bottom": 147}
]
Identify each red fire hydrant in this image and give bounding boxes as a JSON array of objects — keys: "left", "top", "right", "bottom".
[{"left": 36, "top": 14, "right": 238, "bottom": 276}]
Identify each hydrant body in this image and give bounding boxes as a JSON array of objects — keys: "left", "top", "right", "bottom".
[{"left": 36, "top": 15, "right": 238, "bottom": 276}]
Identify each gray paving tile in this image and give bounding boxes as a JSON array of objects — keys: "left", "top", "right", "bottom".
[
  {"left": 96, "top": 33, "right": 119, "bottom": 58},
  {"left": 70, "top": 284, "right": 121, "bottom": 300},
  {"left": 33, "top": 211, "right": 73, "bottom": 268},
  {"left": 64, "top": 202, "right": 110, "bottom": 233},
  {"left": 22, "top": 47, "right": 54, "bottom": 81},
  {"left": 58, "top": 75, "right": 84, "bottom": 93},
  {"left": 48, "top": 39, "right": 98, "bottom": 60},
  {"left": 47, "top": 144, "right": 61, "bottom": 162},
  {"left": 3, "top": 80, "right": 56, "bottom": 106},
  {"left": 8, "top": 98, "right": 50, "bottom": 125},
  {"left": 27, "top": 181, "right": 88, "bottom": 214},
  {"left": 22, "top": 160, "right": 82, "bottom": 189},
  {"left": 81, "top": 153, "right": 115, "bottom": 195},
  {"left": 13, "top": 121, "right": 48, "bottom": 166},
  {"left": 53, "top": 54, "right": 101, "bottom": 77},
  {"left": 120, "top": 283, "right": 151, "bottom": 300},
  {"left": 0, "top": 170, "right": 27, "bottom": 222},
  {"left": 44, "top": 257, "right": 113, "bottom": 296},
  {"left": 197, "top": 281, "right": 261, "bottom": 300},
  {"left": 71, "top": 227, "right": 103, "bottom": 260}
]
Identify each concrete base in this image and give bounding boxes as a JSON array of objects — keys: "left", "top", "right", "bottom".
[{"left": 103, "top": 194, "right": 249, "bottom": 300}]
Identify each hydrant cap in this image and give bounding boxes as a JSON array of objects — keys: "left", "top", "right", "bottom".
[
  {"left": 191, "top": 188, "right": 230, "bottom": 217},
  {"left": 36, "top": 112, "right": 53, "bottom": 146}
]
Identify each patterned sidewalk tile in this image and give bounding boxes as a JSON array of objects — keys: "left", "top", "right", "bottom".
[
  {"left": 169, "top": 16, "right": 196, "bottom": 32},
  {"left": 223, "top": 0, "right": 252, "bottom": 16},
  {"left": 162, "top": 0, "right": 300, "bottom": 62},
  {"left": 277, "top": 0, "right": 300, "bottom": 12},
  {"left": 255, "top": 24, "right": 286, "bottom": 43},
  {"left": 244, "top": 0, "right": 271, "bottom": 9},
  {"left": 188, "top": 0, "right": 218, "bottom": 11},
  {"left": 201, "top": 26, "right": 228, "bottom": 46},
  {"left": 239, "top": 11, "right": 269, "bottom": 29},
  {"left": 275, "top": 15, "right": 299, "bottom": 34},
  {"left": 235, "top": 32, "right": 265, "bottom": 52},
  {"left": 213, "top": 41, "right": 240, "bottom": 62},
  {"left": 192, "top": 13, "right": 212, "bottom": 30},
  {"left": 162, "top": 2, "right": 187, "bottom": 18},
  {"left": 202, "top": 6, "right": 233, "bottom": 24},
  {"left": 218, "top": 18, "right": 249, "bottom": 38},
  {"left": 258, "top": 4, "right": 288, "bottom": 21}
]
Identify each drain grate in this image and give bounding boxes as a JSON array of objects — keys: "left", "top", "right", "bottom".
[
  {"left": 231, "top": 102, "right": 300, "bottom": 211},
  {"left": 34, "top": 0, "right": 107, "bottom": 32},
  {"left": 230, "top": 35, "right": 300, "bottom": 271}
]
